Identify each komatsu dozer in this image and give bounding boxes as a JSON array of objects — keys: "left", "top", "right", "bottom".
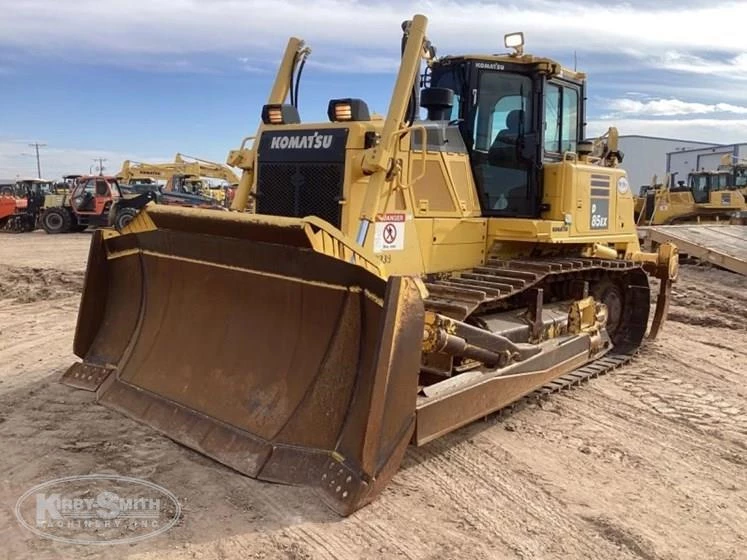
[
  {"left": 634, "top": 170, "right": 747, "bottom": 226},
  {"left": 62, "top": 15, "right": 679, "bottom": 516}
]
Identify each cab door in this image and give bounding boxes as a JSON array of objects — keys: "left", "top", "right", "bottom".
[
  {"left": 690, "top": 174, "right": 709, "bottom": 204},
  {"left": 93, "top": 178, "right": 112, "bottom": 215},
  {"left": 71, "top": 180, "right": 97, "bottom": 214}
]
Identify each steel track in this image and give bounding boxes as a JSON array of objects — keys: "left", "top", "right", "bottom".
[{"left": 420, "top": 255, "right": 650, "bottom": 414}]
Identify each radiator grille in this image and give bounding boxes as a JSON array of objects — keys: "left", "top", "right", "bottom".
[{"left": 256, "top": 163, "right": 344, "bottom": 229}]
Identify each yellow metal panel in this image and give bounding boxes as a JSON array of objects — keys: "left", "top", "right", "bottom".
[
  {"left": 415, "top": 218, "right": 435, "bottom": 272},
  {"left": 448, "top": 157, "right": 481, "bottom": 215},
  {"left": 426, "top": 218, "right": 487, "bottom": 273},
  {"left": 487, "top": 218, "right": 554, "bottom": 241},
  {"left": 411, "top": 159, "right": 457, "bottom": 212},
  {"left": 427, "top": 242, "right": 486, "bottom": 273},
  {"left": 541, "top": 160, "right": 638, "bottom": 240}
]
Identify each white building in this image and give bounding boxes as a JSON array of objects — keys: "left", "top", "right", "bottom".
[
  {"left": 667, "top": 143, "right": 747, "bottom": 185},
  {"left": 617, "top": 135, "right": 719, "bottom": 194}
]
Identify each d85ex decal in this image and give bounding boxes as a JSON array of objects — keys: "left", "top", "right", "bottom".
[{"left": 590, "top": 199, "right": 609, "bottom": 230}]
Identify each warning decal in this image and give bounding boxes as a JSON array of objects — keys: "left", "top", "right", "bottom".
[{"left": 373, "top": 212, "right": 405, "bottom": 252}]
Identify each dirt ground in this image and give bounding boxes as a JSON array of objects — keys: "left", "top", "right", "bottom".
[{"left": 0, "top": 231, "right": 745, "bottom": 560}]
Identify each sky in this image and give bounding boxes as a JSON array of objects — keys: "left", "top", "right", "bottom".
[{"left": 1, "top": 0, "right": 746, "bottom": 179}]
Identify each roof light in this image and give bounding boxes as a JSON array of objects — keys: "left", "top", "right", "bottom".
[{"left": 504, "top": 32, "right": 525, "bottom": 55}]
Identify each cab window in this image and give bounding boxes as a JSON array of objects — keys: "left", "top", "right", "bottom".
[
  {"left": 428, "top": 67, "right": 464, "bottom": 122},
  {"left": 472, "top": 72, "right": 532, "bottom": 152},
  {"left": 543, "top": 83, "right": 579, "bottom": 157},
  {"left": 471, "top": 71, "right": 534, "bottom": 216},
  {"left": 690, "top": 174, "right": 708, "bottom": 191}
]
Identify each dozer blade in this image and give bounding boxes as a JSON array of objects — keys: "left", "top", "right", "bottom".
[{"left": 62, "top": 206, "right": 425, "bottom": 515}]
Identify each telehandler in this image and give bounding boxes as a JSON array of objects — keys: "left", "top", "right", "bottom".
[{"left": 63, "top": 15, "right": 678, "bottom": 516}]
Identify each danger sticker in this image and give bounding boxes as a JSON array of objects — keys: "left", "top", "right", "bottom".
[{"left": 373, "top": 212, "right": 405, "bottom": 252}]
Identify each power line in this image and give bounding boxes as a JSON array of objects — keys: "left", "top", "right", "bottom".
[
  {"left": 28, "top": 142, "right": 47, "bottom": 178},
  {"left": 93, "top": 157, "right": 107, "bottom": 175}
]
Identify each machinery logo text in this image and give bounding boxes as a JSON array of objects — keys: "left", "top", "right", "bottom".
[
  {"left": 270, "top": 133, "right": 334, "bottom": 150},
  {"left": 15, "top": 474, "right": 181, "bottom": 545}
]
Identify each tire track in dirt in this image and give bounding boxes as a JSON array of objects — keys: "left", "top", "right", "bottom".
[
  {"left": 489, "top": 387, "right": 747, "bottom": 559},
  {"left": 561, "top": 383, "right": 747, "bottom": 490},
  {"left": 618, "top": 370, "right": 747, "bottom": 436},
  {"left": 0, "top": 296, "right": 79, "bottom": 395},
  {"left": 403, "top": 435, "right": 639, "bottom": 559},
  {"left": 556, "top": 386, "right": 746, "bottom": 482}
]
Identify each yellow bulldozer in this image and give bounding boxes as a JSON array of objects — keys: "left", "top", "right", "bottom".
[
  {"left": 62, "top": 15, "right": 678, "bottom": 516},
  {"left": 634, "top": 156, "right": 747, "bottom": 226}
]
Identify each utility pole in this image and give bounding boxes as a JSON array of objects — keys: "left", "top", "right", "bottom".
[
  {"left": 93, "top": 157, "right": 107, "bottom": 175},
  {"left": 28, "top": 142, "right": 47, "bottom": 178}
]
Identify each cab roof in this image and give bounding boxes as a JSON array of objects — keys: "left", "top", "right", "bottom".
[{"left": 433, "top": 52, "right": 586, "bottom": 82}]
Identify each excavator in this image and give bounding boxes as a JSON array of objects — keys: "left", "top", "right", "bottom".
[
  {"left": 117, "top": 156, "right": 240, "bottom": 205},
  {"left": 62, "top": 15, "right": 678, "bottom": 516},
  {"left": 173, "top": 153, "right": 242, "bottom": 205}
]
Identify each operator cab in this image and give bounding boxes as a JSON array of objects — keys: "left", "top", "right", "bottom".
[
  {"left": 687, "top": 170, "right": 745, "bottom": 202},
  {"left": 423, "top": 33, "right": 586, "bottom": 218}
]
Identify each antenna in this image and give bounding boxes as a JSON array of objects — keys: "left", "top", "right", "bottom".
[{"left": 574, "top": 50, "right": 577, "bottom": 72}]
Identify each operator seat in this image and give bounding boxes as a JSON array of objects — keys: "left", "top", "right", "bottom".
[
  {"left": 482, "top": 109, "right": 531, "bottom": 212},
  {"left": 488, "top": 109, "right": 523, "bottom": 167}
]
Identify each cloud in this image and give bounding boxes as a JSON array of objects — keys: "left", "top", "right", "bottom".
[
  {"left": 645, "top": 51, "right": 747, "bottom": 80},
  {"left": 0, "top": 139, "right": 167, "bottom": 181},
  {"left": 307, "top": 55, "right": 401, "bottom": 74},
  {"left": 587, "top": 118, "right": 747, "bottom": 145},
  {"left": 605, "top": 97, "right": 747, "bottom": 117},
  {"left": 1, "top": 1, "right": 746, "bottom": 65},
  {"left": 0, "top": 1, "right": 744, "bottom": 165}
]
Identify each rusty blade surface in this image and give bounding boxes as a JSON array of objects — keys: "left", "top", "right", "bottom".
[{"left": 63, "top": 211, "right": 425, "bottom": 515}]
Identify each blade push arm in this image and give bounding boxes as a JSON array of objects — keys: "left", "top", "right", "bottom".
[
  {"left": 229, "top": 37, "right": 308, "bottom": 211},
  {"left": 356, "top": 14, "right": 429, "bottom": 244}
]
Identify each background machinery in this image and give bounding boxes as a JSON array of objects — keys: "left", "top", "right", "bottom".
[
  {"left": 117, "top": 156, "right": 240, "bottom": 206},
  {"left": 173, "top": 153, "right": 241, "bottom": 205},
  {"left": 63, "top": 15, "right": 678, "bottom": 516},
  {"left": 41, "top": 174, "right": 146, "bottom": 232},
  {"left": 0, "top": 178, "right": 51, "bottom": 232},
  {"left": 635, "top": 167, "right": 747, "bottom": 225},
  {"left": 41, "top": 174, "right": 226, "bottom": 233}
]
